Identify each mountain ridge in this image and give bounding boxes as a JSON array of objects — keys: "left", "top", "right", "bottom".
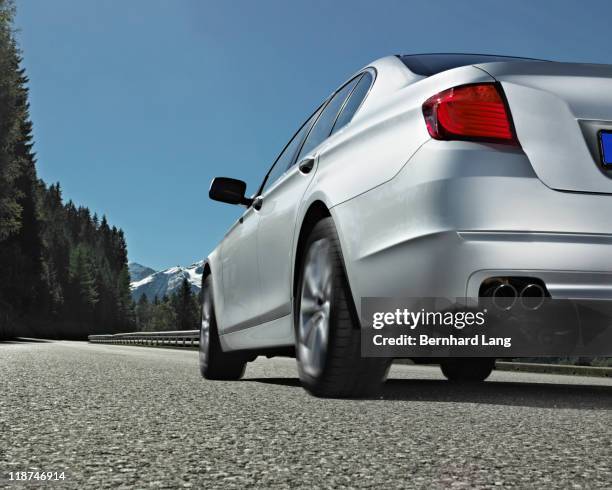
[
  {"left": 129, "top": 261, "right": 203, "bottom": 301},
  {"left": 128, "top": 263, "right": 156, "bottom": 282}
]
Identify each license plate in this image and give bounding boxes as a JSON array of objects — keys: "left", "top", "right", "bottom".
[{"left": 601, "top": 131, "right": 612, "bottom": 166}]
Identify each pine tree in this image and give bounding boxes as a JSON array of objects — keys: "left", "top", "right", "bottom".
[
  {"left": 135, "top": 294, "right": 152, "bottom": 331},
  {"left": 172, "top": 278, "right": 199, "bottom": 330},
  {"left": 0, "top": 0, "right": 22, "bottom": 242},
  {"left": 0, "top": 1, "right": 46, "bottom": 322},
  {"left": 149, "top": 302, "right": 176, "bottom": 332},
  {"left": 39, "top": 182, "right": 68, "bottom": 315},
  {"left": 115, "top": 266, "right": 133, "bottom": 331},
  {"left": 3, "top": 53, "right": 44, "bottom": 313},
  {"left": 68, "top": 244, "right": 99, "bottom": 321}
]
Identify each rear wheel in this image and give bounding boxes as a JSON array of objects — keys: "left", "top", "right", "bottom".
[
  {"left": 295, "top": 218, "right": 390, "bottom": 398},
  {"left": 199, "top": 276, "right": 246, "bottom": 380},
  {"left": 440, "top": 358, "right": 494, "bottom": 382}
]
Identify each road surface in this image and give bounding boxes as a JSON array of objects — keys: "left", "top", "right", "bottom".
[{"left": 1, "top": 340, "right": 611, "bottom": 488}]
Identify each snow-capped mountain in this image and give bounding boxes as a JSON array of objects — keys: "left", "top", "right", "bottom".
[
  {"left": 129, "top": 261, "right": 203, "bottom": 301},
  {"left": 128, "top": 263, "right": 156, "bottom": 282}
]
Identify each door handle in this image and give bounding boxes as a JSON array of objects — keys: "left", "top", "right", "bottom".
[
  {"left": 298, "top": 157, "right": 315, "bottom": 174},
  {"left": 252, "top": 195, "right": 263, "bottom": 211}
]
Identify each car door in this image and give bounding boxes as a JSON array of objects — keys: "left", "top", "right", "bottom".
[
  {"left": 218, "top": 205, "right": 261, "bottom": 333},
  {"left": 256, "top": 76, "right": 363, "bottom": 323}
]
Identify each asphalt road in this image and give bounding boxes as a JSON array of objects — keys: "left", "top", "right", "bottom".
[{"left": 1, "top": 341, "right": 611, "bottom": 489}]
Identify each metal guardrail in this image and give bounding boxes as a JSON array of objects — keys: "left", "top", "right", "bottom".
[
  {"left": 495, "top": 361, "right": 612, "bottom": 378},
  {"left": 88, "top": 330, "right": 199, "bottom": 347}
]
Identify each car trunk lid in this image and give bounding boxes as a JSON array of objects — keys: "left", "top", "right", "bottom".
[{"left": 476, "top": 61, "right": 612, "bottom": 194}]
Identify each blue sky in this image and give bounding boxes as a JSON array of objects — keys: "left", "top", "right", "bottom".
[{"left": 15, "top": 0, "right": 612, "bottom": 270}]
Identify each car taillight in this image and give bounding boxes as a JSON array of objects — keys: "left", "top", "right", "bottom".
[{"left": 422, "top": 83, "right": 519, "bottom": 145}]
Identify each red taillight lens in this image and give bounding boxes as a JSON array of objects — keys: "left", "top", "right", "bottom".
[{"left": 422, "top": 83, "right": 518, "bottom": 145}]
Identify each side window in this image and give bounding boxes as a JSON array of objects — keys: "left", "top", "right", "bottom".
[
  {"left": 261, "top": 106, "right": 322, "bottom": 194},
  {"left": 295, "top": 76, "right": 360, "bottom": 163},
  {"left": 331, "top": 71, "right": 373, "bottom": 135}
]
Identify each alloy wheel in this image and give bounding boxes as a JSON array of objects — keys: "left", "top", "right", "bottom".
[
  {"left": 298, "top": 238, "right": 333, "bottom": 378},
  {"left": 199, "top": 288, "right": 212, "bottom": 370}
]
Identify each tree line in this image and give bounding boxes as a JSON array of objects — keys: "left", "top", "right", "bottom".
[
  {"left": 0, "top": 1, "right": 133, "bottom": 339},
  {"left": 134, "top": 278, "right": 201, "bottom": 332},
  {"left": 0, "top": 0, "right": 202, "bottom": 340}
]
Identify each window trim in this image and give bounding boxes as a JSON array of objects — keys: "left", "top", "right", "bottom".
[
  {"left": 329, "top": 73, "right": 363, "bottom": 135},
  {"left": 330, "top": 68, "right": 376, "bottom": 135},
  {"left": 257, "top": 102, "right": 325, "bottom": 197}
]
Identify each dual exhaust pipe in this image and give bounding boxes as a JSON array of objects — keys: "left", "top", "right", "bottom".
[{"left": 491, "top": 282, "right": 547, "bottom": 311}]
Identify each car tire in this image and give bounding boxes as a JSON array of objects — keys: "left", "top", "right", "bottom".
[
  {"left": 295, "top": 217, "right": 391, "bottom": 398},
  {"left": 199, "top": 275, "right": 247, "bottom": 380},
  {"left": 440, "top": 358, "right": 494, "bottom": 382}
]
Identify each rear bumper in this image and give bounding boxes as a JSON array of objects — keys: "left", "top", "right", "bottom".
[
  {"left": 331, "top": 140, "right": 612, "bottom": 315},
  {"left": 462, "top": 232, "right": 612, "bottom": 300}
]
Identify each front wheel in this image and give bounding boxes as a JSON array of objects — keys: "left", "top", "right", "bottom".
[
  {"left": 199, "top": 276, "right": 246, "bottom": 380},
  {"left": 295, "top": 218, "right": 390, "bottom": 398}
]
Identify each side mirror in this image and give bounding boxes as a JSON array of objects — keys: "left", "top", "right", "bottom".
[{"left": 209, "top": 177, "right": 253, "bottom": 206}]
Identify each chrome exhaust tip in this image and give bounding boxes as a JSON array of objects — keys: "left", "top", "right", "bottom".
[
  {"left": 491, "top": 283, "right": 518, "bottom": 311},
  {"left": 519, "top": 283, "right": 546, "bottom": 310}
]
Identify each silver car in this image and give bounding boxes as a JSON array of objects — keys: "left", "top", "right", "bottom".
[{"left": 200, "top": 53, "right": 612, "bottom": 397}]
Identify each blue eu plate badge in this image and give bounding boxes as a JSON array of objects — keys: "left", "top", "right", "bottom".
[{"left": 601, "top": 131, "right": 612, "bottom": 166}]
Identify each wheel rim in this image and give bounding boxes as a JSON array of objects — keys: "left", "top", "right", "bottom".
[
  {"left": 199, "top": 287, "right": 211, "bottom": 370},
  {"left": 298, "top": 238, "right": 333, "bottom": 378}
]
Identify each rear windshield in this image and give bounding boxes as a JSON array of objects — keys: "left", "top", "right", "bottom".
[{"left": 398, "top": 53, "right": 545, "bottom": 76}]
